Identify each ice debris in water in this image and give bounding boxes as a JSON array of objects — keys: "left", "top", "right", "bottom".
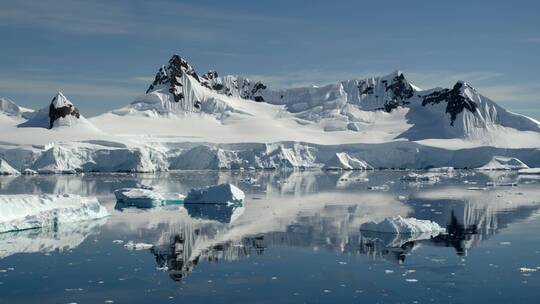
[
  {"left": 124, "top": 241, "right": 154, "bottom": 250},
  {"left": 367, "top": 184, "right": 389, "bottom": 191},
  {"left": 0, "top": 194, "right": 109, "bottom": 233},
  {"left": 184, "top": 183, "right": 245, "bottom": 205},
  {"left": 360, "top": 216, "right": 444, "bottom": 235}
]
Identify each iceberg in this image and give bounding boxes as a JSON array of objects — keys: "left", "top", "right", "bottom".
[
  {"left": 478, "top": 156, "right": 529, "bottom": 170},
  {"left": 0, "top": 158, "right": 19, "bottom": 175},
  {"left": 114, "top": 187, "right": 184, "bottom": 209},
  {"left": 0, "top": 194, "right": 109, "bottom": 233},
  {"left": 184, "top": 184, "right": 245, "bottom": 205},
  {"left": 360, "top": 216, "right": 444, "bottom": 235}
]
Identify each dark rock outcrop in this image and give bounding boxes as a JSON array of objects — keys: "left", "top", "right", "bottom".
[{"left": 422, "top": 82, "right": 478, "bottom": 125}]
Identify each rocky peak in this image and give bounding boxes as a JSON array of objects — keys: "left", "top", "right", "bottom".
[
  {"left": 421, "top": 81, "right": 478, "bottom": 125},
  {"left": 48, "top": 92, "right": 80, "bottom": 129},
  {"left": 146, "top": 54, "right": 202, "bottom": 102}
]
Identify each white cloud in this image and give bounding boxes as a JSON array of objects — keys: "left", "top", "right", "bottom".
[{"left": 0, "top": 0, "right": 300, "bottom": 42}]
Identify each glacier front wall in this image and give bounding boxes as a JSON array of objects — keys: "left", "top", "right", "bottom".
[{"left": 1, "top": 141, "right": 539, "bottom": 173}]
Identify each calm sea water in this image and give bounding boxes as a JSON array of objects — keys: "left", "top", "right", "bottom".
[{"left": 1, "top": 170, "right": 539, "bottom": 304}]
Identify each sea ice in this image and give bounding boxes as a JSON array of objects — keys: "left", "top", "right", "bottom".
[
  {"left": 0, "top": 194, "right": 109, "bottom": 233},
  {"left": 184, "top": 184, "right": 245, "bottom": 205}
]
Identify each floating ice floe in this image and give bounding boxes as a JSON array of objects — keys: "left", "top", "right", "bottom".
[
  {"left": 184, "top": 184, "right": 245, "bottom": 205},
  {"left": 22, "top": 168, "right": 37, "bottom": 175},
  {"left": 367, "top": 184, "right": 390, "bottom": 191},
  {"left": 124, "top": 241, "right": 153, "bottom": 250},
  {"left": 518, "top": 168, "right": 540, "bottom": 175},
  {"left": 114, "top": 186, "right": 184, "bottom": 209},
  {"left": 401, "top": 172, "right": 440, "bottom": 183},
  {"left": 360, "top": 216, "right": 444, "bottom": 235},
  {"left": 427, "top": 166, "right": 455, "bottom": 173},
  {"left": 0, "top": 194, "right": 109, "bottom": 233},
  {"left": 486, "top": 182, "right": 517, "bottom": 187},
  {"left": 0, "top": 159, "right": 19, "bottom": 175},
  {"left": 478, "top": 156, "right": 529, "bottom": 170}
]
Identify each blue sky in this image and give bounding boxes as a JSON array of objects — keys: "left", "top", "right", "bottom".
[{"left": 1, "top": 0, "right": 539, "bottom": 118}]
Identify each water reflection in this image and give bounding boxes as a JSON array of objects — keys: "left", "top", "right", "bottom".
[
  {"left": 0, "top": 170, "right": 539, "bottom": 284},
  {"left": 0, "top": 218, "right": 106, "bottom": 259}
]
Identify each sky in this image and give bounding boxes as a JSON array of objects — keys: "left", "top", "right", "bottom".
[{"left": 1, "top": 0, "right": 539, "bottom": 118}]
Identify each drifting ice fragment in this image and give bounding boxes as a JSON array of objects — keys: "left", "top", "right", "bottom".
[
  {"left": 184, "top": 184, "right": 245, "bottom": 205},
  {"left": 486, "top": 182, "right": 517, "bottom": 187},
  {"left": 124, "top": 241, "right": 153, "bottom": 250},
  {"left": 114, "top": 187, "right": 184, "bottom": 209},
  {"left": 0, "top": 194, "right": 109, "bottom": 233},
  {"left": 401, "top": 172, "right": 440, "bottom": 183},
  {"left": 360, "top": 216, "right": 444, "bottom": 235}
]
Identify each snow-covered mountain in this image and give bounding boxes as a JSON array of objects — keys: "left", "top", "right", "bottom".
[
  {"left": 19, "top": 92, "right": 97, "bottom": 130},
  {"left": 0, "top": 97, "right": 34, "bottom": 118},
  {"left": 0, "top": 53, "right": 539, "bottom": 173},
  {"left": 118, "top": 54, "right": 539, "bottom": 141}
]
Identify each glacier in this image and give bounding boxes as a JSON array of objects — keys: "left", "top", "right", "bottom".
[{"left": 0, "top": 54, "right": 539, "bottom": 173}]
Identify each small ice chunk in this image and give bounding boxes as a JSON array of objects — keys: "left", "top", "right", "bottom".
[
  {"left": 360, "top": 216, "right": 444, "bottom": 235},
  {"left": 184, "top": 184, "right": 245, "bottom": 205},
  {"left": 401, "top": 172, "right": 440, "bottom": 183},
  {"left": 367, "top": 185, "right": 389, "bottom": 191},
  {"left": 467, "top": 187, "right": 487, "bottom": 191},
  {"left": 519, "top": 267, "right": 537, "bottom": 273},
  {"left": 486, "top": 182, "right": 517, "bottom": 187},
  {"left": 0, "top": 194, "right": 109, "bottom": 233},
  {"left": 124, "top": 241, "right": 153, "bottom": 250}
]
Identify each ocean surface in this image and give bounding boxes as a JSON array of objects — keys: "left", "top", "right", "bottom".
[{"left": 1, "top": 170, "right": 539, "bottom": 303}]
